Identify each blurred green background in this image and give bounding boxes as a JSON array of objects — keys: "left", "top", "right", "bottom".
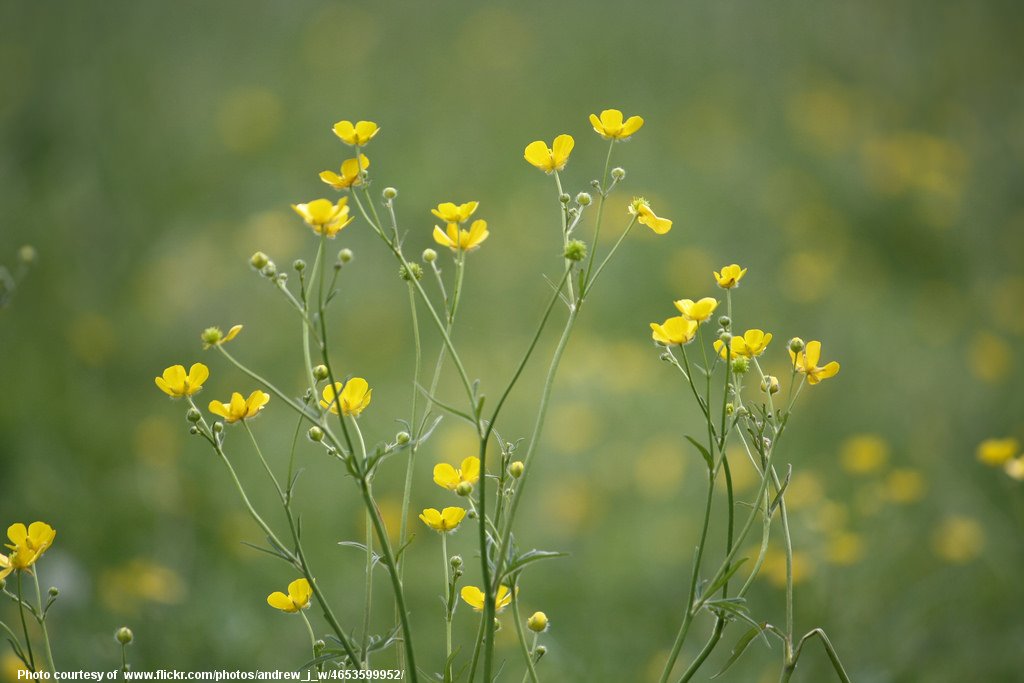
[{"left": 2, "top": 1, "right": 1023, "bottom": 680}]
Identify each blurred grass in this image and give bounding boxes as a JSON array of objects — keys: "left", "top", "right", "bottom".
[{"left": 2, "top": 0, "right": 1024, "bottom": 680}]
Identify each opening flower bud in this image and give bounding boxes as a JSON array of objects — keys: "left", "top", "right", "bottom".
[
  {"left": 611, "top": 167, "right": 626, "bottom": 180},
  {"left": 761, "top": 375, "right": 780, "bottom": 394},
  {"left": 527, "top": 611, "right": 548, "bottom": 632},
  {"left": 250, "top": 251, "right": 269, "bottom": 269}
]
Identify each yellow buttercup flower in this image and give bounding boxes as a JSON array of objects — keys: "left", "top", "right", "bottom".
[
  {"left": 650, "top": 316, "right": 698, "bottom": 346},
  {"left": 714, "top": 329, "right": 773, "bottom": 358},
  {"left": 5, "top": 522, "right": 56, "bottom": 572},
  {"left": 433, "top": 456, "right": 481, "bottom": 491},
  {"left": 431, "top": 201, "right": 479, "bottom": 224},
  {"left": 201, "top": 324, "right": 243, "bottom": 349},
  {"left": 292, "top": 197, "right": 355, "bottom": 236},
  {"left": 0, "top": 553, "right": 11, "bottom": 581},
  {"left": 418, "top": 507, "right": 467, "bottom": 533},
  {"left": 266, "top": 578, "right": 313, "bottom": 613},
  {"left": 433, "top": 220, "right": 489, "bottom": 252},
  {"left": 460, "top": 585, "right": 514, "bottom": 613},
  {"left": 673, "top": 297, "right": 718, "bottom": 323},
  {"left": 155, "top": 363, "right": 209, "bottom": 398},
  {"left": 589, "top": 109, "right": 644, "bottom": 140},
  {"left": 208, "top": 390, "right": 270, "bottom": 423},
  {"left": 332, "top": 120, "right": 380, "bottom": 146},
  {"left": 524, "top": 135, "right": 574, "bottom": 173},
  {"left": 790, "top": 340, "right": 840, "bottom": 385},
  {"left": 320, "top": 378, "right": 372, "bottom": 417},
  {"left": 320, "top": 156, "right": 370, "bottom": 191},
  {"left": 629, "top": 197, "right": 672, "bottom": 234},
  {"left": 714, "top": 264, "right": 747, "bottom": 289},
  {"left": 977, "top": 438, "right": 1019, "bottom": 466}
]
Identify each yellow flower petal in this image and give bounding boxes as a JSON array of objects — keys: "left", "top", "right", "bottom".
[
  {"left": 267, "top": 591, "right": 296, "bottom": 612},
  {"left": 433, "top": 464, "right": 460, "bottom": 491}
]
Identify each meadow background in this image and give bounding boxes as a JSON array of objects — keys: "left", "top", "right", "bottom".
[{"left": 2, "top": 1, "right": 1023, "bottom": 681}]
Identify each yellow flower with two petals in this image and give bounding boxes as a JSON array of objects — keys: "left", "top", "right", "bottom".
[
  {"left": 292, "top": 198, "right": 354, "bottom": 236},
  {"left": 714, "top": 329, "right": 773, "bottom": 359},
  {"left": 589, "top": 109, "right": 644, "bottom": 140},
  {"left": 320, "top": 156, "right": 370, "bottom": 191},
  {"left": 673, "top": 297, "right": 718, "bottom": 323},
  {"left": 650, "top": 316, "right": 698, "bottom": 346},
  {"left": 460, "top": 585, "right": 515, "bottom": 613},
  {"left": 267, "top": 578, "right": 313, "bottom": 613},
  {"left": 208, "top": 390, "right": 270, "bottom": 423},
  {"left": 155, "top": 363, "right": 209, "bottom": 398},
  {"left": 320, "top": 378, "right": 372, "bottom": 417},
  {"left": 714, "top": 264, "right": 747, "bottom": 289},
  {"left": 790, "top": 341, "right": 840, "bottom": 385},
  {"left": 332, "top": 120, "right": 379, "bottom": 146},
  {"left": 524, "top": 135, "right": 574, "bottom": 173},
  {"left": 418, "top": 507, "right": 467, "bottom": 533},
  {"left": 433, "top": 457, "right": 480, "bottom": 491},
  {"left": 629, "top": 198, "right": 672, "bottom": 234}
]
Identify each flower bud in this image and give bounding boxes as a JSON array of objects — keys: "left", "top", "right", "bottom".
[
  {"left": 250, "top": 251, "right": 269, "bottom": 269},
  {"left": 564, "top": 240, "right": 587, "bottom": 262},
  {"left": 115, "top": 627, "right": 134, "bottom": 645},
  {"left": 277, "top": 272, "right": 288, "bottom": 283},
  {"left": 314, "top": 639, "right": 326, "bottom": 654},
  {"left": 213, "top": 421, "right": 224, "bottom": 433},
  {"left": 789, "top": 337, "right": 805, "bottom": 353},
  {"left": 576, "top": 192, "right": 592, "bottom": 207},
  {"left": 383, "top": 187, "right": 398, "bottom": 200},
  {"left": 423, "top": 248, "right": 438, "bottom": 263},
  {"left": 188, "top": 426, "right": 199, "bottom": 435},
  {"left": 18, "top": 245, "right": 37, "bottom": 265},
  {"left": 396, "top": 431, "right": 411, "bottom": 445},
  {"left": 718, "top": 316, "right": 731, "bottom": 329},
  {"left": 610, "top": 167, "right": 626, "bottom": 181},
  {"left": 590, "top": 179, "right": 601, "bottom": 189},
  {"left": 201, "top": 327, "right": 223, "bottom": 345},
  {"left": 48, "top": 587, "right": 59, "bottom": 597},
  {"left": 0, "top": 579, "right": 5, "bottom": 590},
  {"left": 262, "top": 262, "right": 277, "bottom": 277},
  {"left": 456, "top": 481, "right": 474, "bottom": 497},
  {"left": 338, "top": 249, "right": 354, "bottom": 264},
  {"left": 293, "top": 259, "right": 306, "bottom": 272},
  {"left": 450, "top": 555, "right": 463, "bottom": 570},
  {"left": 313, "top": 364, "right": 330, "bottom": 381},
  {"left": 399, "top": 263, "right": 423, "bottom": 281},
  {"left": 731, "top": 357, "right": 750, "bottom": 374},
  {"left": 527, "top": 611, "right": 548, "bottom": 632},
  {"left": 535, "top": 645, "right": 547, "bottom": 657},
  {"left": 509, "top": 461, "right": 525, "bottom": 478},
  {"left": 308, "top": 426, "right": 325, "bottom": 442},
  {"left": 726, "top": 403, "right": 734, "bottom": 415},
  {"left": 559, "top": 193, "right": 571, "bottom": 204},
  {"left": 761, "top": 375, "right": 780, "bottom": 395},
  {"left": 718, "top": 331, "right": 732, "bottom": 343},
  {"left": 186, "top": 408, "right": 202, "bottom": 423},
  {"left": 660, "top": 352, "right": 673, "bottom": 362}
]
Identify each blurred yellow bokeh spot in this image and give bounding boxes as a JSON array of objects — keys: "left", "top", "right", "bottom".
[
  {"left": 839, "top": 434, "right": 890, "bottom": 475},
  {"left": 932, "top": 516, "right": 985, "bottom": 564}
]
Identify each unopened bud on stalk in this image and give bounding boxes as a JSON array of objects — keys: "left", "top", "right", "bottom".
[
  {"left": 382, "top": 187, "right": 398, "bottom": 200},
  {"left": 314, "top": 640, "right": 326, "bottom": 654},
  {"left": 115, "top": 627, "right": 134, "bottom": 645},
  {"left": 576, "top": 192, "right": 592, "bottom": 206},
  {"left": 450, "top": 555, "right": 463, "bottom": 570},
  {"left": 611, "top": 167, "right": 626, "bottom": 181},
  {"left": 789, "top": 337, "right": 805, "bottom": 353},
  {"left": 535, "top": 645, "right": 547, "bottom": 658},
  {"left": 18, "top": 245, "right": 37, "bottom": 265},
  {"left": 564, "top": 240, "right": 587, "bottom": 262},
  {"left": 590, "top": 179, "right": 601, "bottom": 189},
  {"left": 660, "top": 352, "right": 673, "bottom": 362},
  {"left": 308, "top": 426, "right": 324, "bottom": 442},
  {"left": 527, "top": 611, "right": 548, "bottom": 632},
  {"left": 396, "top": 431, "right": 411, "bottom": 445},
  {"left": 509, "top": 461, "right": 524, "bottom": 478},
  {"left": 213, "top": 422, "right": 224, "bottom": 434},
  {"left": 761, "top": 375, "right": 780, "bottom": 395},
  {"left": 262, "top": 262, "right": 277, "bottom": 277},
  {"left": 250, "top": 251, "right": 269, "bottom": 269},
  {"left": 399, "top": 263, "right": 423, "bottom": 281},
  {"left": 559, "top": 193, "right": 571, "bottom": 204},
  {"left": 718, "top": 331, "right": 732, "bottom": 343},
  {"left": 731, "top": 357, "right": 749, "bottom": 374},
  {"left": 188, "top": 426, "right": 199, "bottom": 435},
  {"left": 48, "top": 587, "right": 59, "bottom": 597},
  {"left": 456, "top": 481, "right": 473, "bottom": 497},
  {"left": 338, "top": 248, "right": 354, "bottom": 264},
  {"left": 423, "top": 248, "right": 437, "bottom": 263},
  {"left": 313, "top": 364, "right": 329, "bottom": 381},
  {"left": 718, "top": 316, "right": 731, "bottom": 329},
  {"left": 277, "top": 273, "right": 288, "bottom": 283},
  {"left": 186, "top": 408, "right": 202, "bottom": 423},
  {"left": 293, "top": 259, "right": 306, "bottom": 272}
]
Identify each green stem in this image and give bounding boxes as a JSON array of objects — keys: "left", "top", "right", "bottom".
[
  {"left": 16, "top": 573, "right": 35, "bottom": 671},
  {"left": 442, "top": 533, "right": 453, "bottom": 670},
  {"left": 677, "top": 618, "right": 724, "bottom": 683},
  {"left": 31, "top": 572, "right": 54, "bottom": 672},
  {"left": 511, "top": 584, "right": 539, "bottom": 683}
]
